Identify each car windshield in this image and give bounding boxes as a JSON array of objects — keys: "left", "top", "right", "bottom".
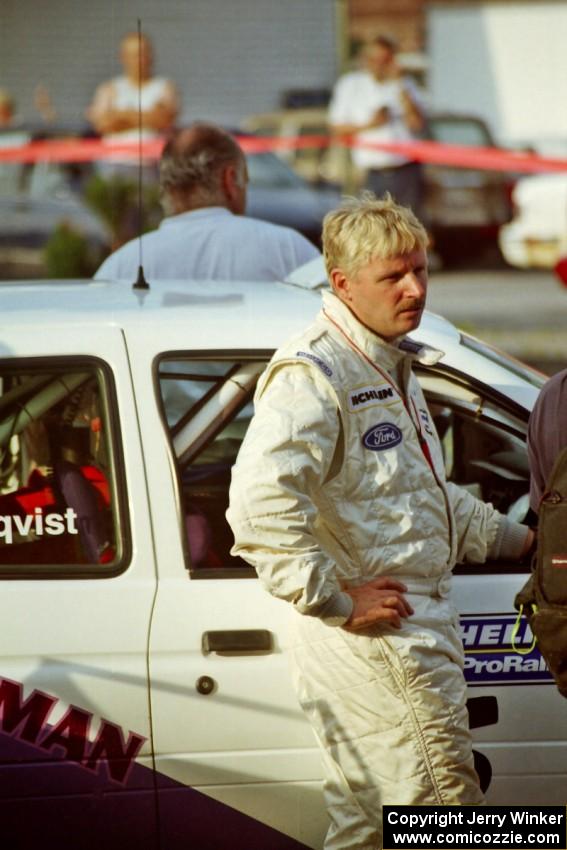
[
  {"left": 0, "top": 130, "right": 31, "bottom": 197},
  {"left": 428, "top": 118, "right": 492, "bottom": 148},
  {"left": 245, "top": 151, "right": 304, "bottom": 189}
]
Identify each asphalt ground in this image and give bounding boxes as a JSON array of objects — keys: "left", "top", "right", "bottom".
[{"left": 427, "top": 267, "right": 567, "bottom": 377}]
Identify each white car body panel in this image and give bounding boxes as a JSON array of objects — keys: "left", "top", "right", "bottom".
[
  {"left": 0, "top": 276, "right": 562, "bottom": 850},
  {"left": 499, "top": 173, "right": 567, "bottom": 268}
]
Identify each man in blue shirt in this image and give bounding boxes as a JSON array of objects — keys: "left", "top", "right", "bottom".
[{"left": 95, "top": 122, "right": 319, "bottom": 283}]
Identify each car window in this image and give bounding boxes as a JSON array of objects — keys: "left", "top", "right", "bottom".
[
  {"left": 0, "top": 163, "right": 26, "bottom": 196},
  {"left": 418, "top": 370, "right": 531, "bottom": 573},
  {"left": 428, "top": 117, "right": 492, "bottom": 148},
  {"left": 158, "top": 356, "right": 265, "bottom": 575},
  {"left": 245, "top": 152, "right": 304, "bottom": 189},
  {"left": 427, "top": 394, "right": 528, "bottom": 519},
  {"left": 0, "top": 359, "right": 127, "bottom": 575},
  {"left": 0, "top": 131, "right": 30, "bottom": 196},
  {"left": 159, "top": 357, "right": 531, "bottom": 576}
]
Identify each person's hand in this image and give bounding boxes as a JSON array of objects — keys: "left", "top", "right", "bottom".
[
  {"left": 369, "top": 106, "right": 390, "bottom": 129},
  {"left": 387, "top": 59, "right": 403, "bottom": 80},
  {"left": 343, "top": 577, "right": 414, "bottom": 631},
  {"left": 399, "top": 86, "right": 414, "bottom": 106},
  {"left": 520, "top": 527, "right": 537, "bottom": 559}
]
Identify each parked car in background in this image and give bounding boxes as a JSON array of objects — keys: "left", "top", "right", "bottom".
[
  {"left": 0, "top": 129, "right": 338, "bottom": 277},
  {"left": 424, "top": 112, "right": 515, "bottom": 263},
  {"left": 0, "top": 129, "right": 110, "bottom": 279},
  {"left": 245, "top": 148, "right": 340, "bottom": 247},
  {"left": 242, "top": 109, "right": 515, "bottom": 265},
  {"left": 0, "top": 117, "right": 519, "bottom": 275},
  {"left": 499, "top": 172, "right": 567, "bottom": 269},
  {"left": 242, "top": 105, "right": 356, "bottom": 196}
]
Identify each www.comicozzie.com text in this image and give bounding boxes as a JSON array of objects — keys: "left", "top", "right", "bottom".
[{"left": 384, "top": 807, "right": 566, "bottom": 848}]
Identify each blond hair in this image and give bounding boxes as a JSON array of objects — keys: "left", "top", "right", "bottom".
[{"left": 323, "top": 193, "right": 428, "bottom": 280}]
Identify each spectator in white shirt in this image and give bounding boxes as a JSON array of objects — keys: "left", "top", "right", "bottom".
[
  {"left": 329, "top": 35, "right": 426, "bottom": 216},
  {"left": 86, "top": 31, "right": 179, "bottom": 140}
]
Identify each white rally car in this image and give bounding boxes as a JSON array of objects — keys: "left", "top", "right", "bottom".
[{"left": 0, "top": 270, "right": 563, "bottom": 850}]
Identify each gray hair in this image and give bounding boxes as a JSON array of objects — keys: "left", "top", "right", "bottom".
[{"left": 159, "top": 123, "right": 246, "bottom": 213}]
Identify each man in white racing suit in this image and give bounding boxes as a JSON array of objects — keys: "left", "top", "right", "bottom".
[{"left": 226, "top": 194, "right": 534, "bottom": 849}]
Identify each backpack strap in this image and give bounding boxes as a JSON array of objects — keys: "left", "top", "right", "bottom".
[{"left": 537, "top": 444, "right": 567, "bottom": 606}]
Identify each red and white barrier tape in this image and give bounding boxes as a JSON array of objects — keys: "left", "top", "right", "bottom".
[{"left": 1, "top": 133, "right": 567, "bottom": 174}]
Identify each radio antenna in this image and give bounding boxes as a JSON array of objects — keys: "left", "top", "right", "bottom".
[{"left": 133, "top": 17, "right": 150, "bottom": 291}]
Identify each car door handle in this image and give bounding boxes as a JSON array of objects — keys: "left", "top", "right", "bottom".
[{"left": 202, "top": 629, "right": 273, "bottom": 654}]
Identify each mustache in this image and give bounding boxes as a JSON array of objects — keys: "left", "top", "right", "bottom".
[{"left": 399, "top": 299, "right": 425, "bottom": 312}]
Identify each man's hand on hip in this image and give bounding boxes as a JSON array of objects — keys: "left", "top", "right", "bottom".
[{"left": 343, "top": 577, "right": 414, "bottom": 631}]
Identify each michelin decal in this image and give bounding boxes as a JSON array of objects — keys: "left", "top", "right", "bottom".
[{"left": 348, "top": 385, "right": 395, "bottom": 412}]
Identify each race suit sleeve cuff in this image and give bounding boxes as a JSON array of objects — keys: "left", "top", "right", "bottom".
[
  {"left": 315, "top": 590, "right": 354, "bottom": 627},
  {"left": 488, "top": 517, "right": 530, "bottom": 561}
]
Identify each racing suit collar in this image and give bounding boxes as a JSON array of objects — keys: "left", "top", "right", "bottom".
[{"left": 320, "top": 290, "right": 444, "bottom": 368}]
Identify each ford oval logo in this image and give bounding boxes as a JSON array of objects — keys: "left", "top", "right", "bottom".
[{"left": 362, "top": 422, "right": 403, "bottom": 451}]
